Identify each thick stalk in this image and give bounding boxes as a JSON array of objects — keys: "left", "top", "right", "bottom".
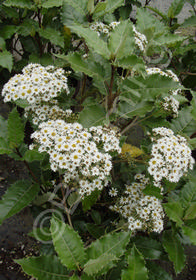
[
  {"left": 108, "top": 65, "right": 115, "bottom": 110},
  {"left": 60, "top": 185, "right": 73, "bottom": 228}
]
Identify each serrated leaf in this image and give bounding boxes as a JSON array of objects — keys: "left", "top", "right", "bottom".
[
  {"left": 184, "top": 203, "right": 196, "bottom": 220},
  {"left": 170, "top": 107, "right": 196, "bottom": 136},
  {"left": 146, "top": 261, "right": 172, "bottom": 280},
  {"left": 0, "top": 50, "right": 13, "bottom": 71},
  {"left": 82, "top": 189, "right": 101, "bottom": 211},
  {"left": 42, "top": 0, "right": 63, "bottom": 8},
  {"left": 15, "top": 255, "right": 69, "bottom": 280},
  {"left": 142, "top": 185, "right": 163, "bottom": 200},
  {"left": 18, "top": 19, "right": 39, "bottom": 37},
  {"left": 84, "top": 253, "right": 118, "bottom": 275},
  {"left": 28, "top": 227, "right": 52, "bottom": 242},
  {"left": 78, "top": 104, "right": 106, "bottom": 128},
  {"left": 86, "top": 231, "right": 130, "bottom": 262},
  {"left": 3, "top": 0, "right": 33, "bottom": 8},
  {"left": 50, "top": 215, "right": 86, "bottom": 270},
  {"left": 63, "top": 0, "right": 88, "bottom": 16},
  {"left": 0, "top": 25, "right": 17, "bottom": 39},
  {"left": 39, "top": 27, "right": 64, "bottom": 48},
  {"left": 180, "top": 177, "right": 196, "bottom": 208},
  {"left": 114, "top": 55, "right": 145, "bottom": 73},
  {"left": 168, "top": 0, "right": 185, "bottom": 18},
  {"left": 106, "top": 0, "right": 124, "bottom": 14},
  {"left": 7, "top": 108, "right": 24, "bottom": 148},
  {"left": 182, "top": 15, "right": 196, "bottom": 27},
  {"left": 93, "top": 1, "right": 107, "bottom": 18},
  {"left": 162, "top": 231, "right": 185, "bottom": 274},
  {"left": 23, "top": 150, "right": 45, "bottom": 162},
  {"left": 87, "top": 0, "right": 94, "bottom": 14},
  {"left": 0, "top": 137, "right": 12, "bottom": 155},
  {"left": 108, "top": 20, "right": 134, "bottom": 59},
  {"left": 118, "top": 100, "right": 153, "bottom": 119},
  {"left": 86, "top": 223, "right": 104, "bottom": 239},
  {"left": 0, "top": 115, "right": 8, "bottom": 139},
  {"left": 61, "top": 2, "right": 87, "bottom": 27},
  {"left": 70, "top": 25, "right": 110, "bottom": 59},
  {"left": 0, "top": 180, "right": 40, "bottom": 225},
  {"left": 65, "top": 52, "right": 103, "bottom": 78},
  {"left": 121, "top": 245, "right": 148, "bottom": 280},
  {"left": 131, "top": 237, "right": 163, "bottom": 260},
  {"left": 182, "top": 219, "right": 196, "bottom": 245},
  {"left": 164, "top": 202, "right": 183, "bottom": 227}
]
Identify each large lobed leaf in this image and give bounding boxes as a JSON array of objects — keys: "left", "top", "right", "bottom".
[
  {"left": 15, "top": 255, "right": 69, "bottom": 280},
  {"left": 0, "top": 180, "right": 40, "bottom": 225},
  {"left": 121, "top": 245, "right": 148, "bottom": 280},
  {"left": 70, "top": 25, "right": 110, "bottom": 59},
  {"left": 78, "top": 104, "right": 106, "bottom": 128},
  {"left": 3, "top": 0, "right": 33, "bottom": 9},
  {"left": 108, "top": 20, "right": 135, "bottom": 59},
  {"left": 50, "top": 215, "right": 86, "bottom": 270},
  {"left": 61, "top": 2, "right": 87, "bottom": 27},
  {"left": 63, "top": 0, "right": 88, "bottom": 16},
  {"left": 38, "top": 27, "right": 64, "bottom": 48}
]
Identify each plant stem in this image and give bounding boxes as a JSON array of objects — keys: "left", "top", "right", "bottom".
[
  {"left": 60, "top": 185, "right": 73, "bottom": 228},
  {"left": 121, "top": 116, "right": 139, "bottom": 135},
  {"left": 108, "top": 64, "right": 115, "bottom": 110}
]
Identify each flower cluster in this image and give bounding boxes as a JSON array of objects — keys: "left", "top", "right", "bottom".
[
  {"left": 109, "top": 174, "right": 164, "bottom": 233},
  {"left": 132, "top": 25, "right": 148, "bottom": 52},
  {"left": 90, "top": 22, "right": 148, "bottom": 52},
  {"left": 30, "top": 120, "right": 121, "bottom": 198},
  {"left": 24, "top": 100, "right": 73, "bottom": 125},
  {"left": 146, "top": 67, "right": 181, "bottom": 116},
  {"left": 90, "top": 21, "right": 120, "bottom": 36},
  {"left": 148, "top": 127, "right": 195, "bottom": 183},
  {"left": 2, "top": 63, "right": 69, "bottom": 104}
]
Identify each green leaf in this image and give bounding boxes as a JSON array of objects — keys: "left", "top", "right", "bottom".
[
  {"left": 15, "top": 255, "right": 69, "bottom": 280},
  {"left": 121, "top": 245, "right": 148, "bottom": 280},
  {"left": 70, "top": 25, "right": 110, "bottom": 59},
  {"left": 164, "top": 202, "right": 183, "bottom": 227},
  {"left": 78, "top": 104, "right": 106, "bottom": 128},
  {"left": 114, "top": 55, "right": 145, "bottom": 73},
  {"left": 0, "top": 180, "right": 40, "bottom": 225},
  {"left": 28, "top": 227, "right": 52, "bottom": 242},
  {"left": 86, "top": 231, "right": 130, "bottom": 264},
  {"left": 191, "top": 93, "right": 196, "bottom": 120},
  {"left": 0, "top": 50, "right": 13, "bottom": 72},
  {"left": 63, "top": 0, "right": 88, "bottom": 16},
  {"left": 7, "top": 108, "right": 24, "bottom": 148},
  {"left": 118, "top": 100, "right": 153, "bottom": 119},
  {"left": 82, "top": 189, "right": 101, "bottom": 211},
  {"left": 86, "top": 223, "right": 104, "bottom": 239},
  {"left": 65, "top": 52, "right": 103, "bottom": 78},
  {"left": 182, "top": 15, "right": 196, "bottom": 27},
  {"left": 105, "top": 0, "right": 124, "bottom": 14},
  {"left": 170, "top": 107, "right": 196, "bottom": 136},
  {"left": 180, "top": 177, "right": 196, "bottom": 208},
  {"left": 39, "top": 27, "right": 64, "bottom": 48},
  {"left": 142, "top": 185, "right": 163, "bottom": 200},
  {"left": 184, "top": 203, "right": 196, "bottom": 220},
  {"left": 162, "top": 231, "right": 186, "bottom": 274},
  {"left": 50, "top": 215, "right": 86, "bottom": 270},
  {"left": 108, "top": 20, "right": 134, "bottom": 59},
  {"left": 18, "top": 19, "right": 38, "bottom": 37},
  {"left": 92, "top": 1, "right": 107, "bottom": 18},
  {"left": 61, "top": 2, "right": 87, "bottom": 27},
  {"left": 0, "top": 137, "right": 12, "bottom": 155},
  {"left": 84, "top": 253, "right": 118, "bottom": 275},
  {"left": 42, "top": 0, "right": 63, "bottom": 8},
  {"left": 87, "top": 0, "right": 94, "bottom": 14},
  {"left": 3, "top": 0, "right": 33, "bottom": 8},
  {"left": 131, "top": 237, "right": 163, "bottom": 260},
  {"left": 23, "top": 150, "right": 45, "bottom": 162},
  {"left": 0, "top": 25, "right": 17, "bottom": 39},
  {"left": 0, "top": 37, "right": 6, "bottom": 50},
  {"left": 0, "top": 115, "right": 8, "bottom": 139},
  {"left": 91, "top": 209, "right": 101, "bottom": 225},
  {"left": 168, "top": 0, "right": 185, "bottom": 18},
  {"left": 146, "top": 261, "right": 172, "bottom": 280},
  {"left": 182, "top": 219, "right": 196, "bottom": 245}
]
